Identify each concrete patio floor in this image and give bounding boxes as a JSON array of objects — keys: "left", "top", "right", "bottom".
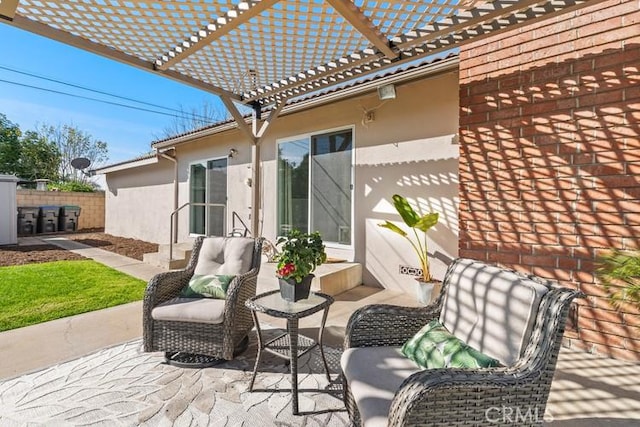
[{"left": 0, "top": 236, "right": 638, "bottom": 425}]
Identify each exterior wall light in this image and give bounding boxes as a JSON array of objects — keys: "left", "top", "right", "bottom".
[
  {"left": 229, "top": 148, "right": 238, "bottom": 158},
  {"left": 377, "top": 84, "right": 396, "bottom": 100}
]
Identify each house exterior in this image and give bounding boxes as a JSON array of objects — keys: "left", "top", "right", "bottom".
[
  {"left": 98, "top": 1, "right": 640, "bottom": 363},
  {"left": 97, "top": 56, "right": 461, "bottom": 295}
]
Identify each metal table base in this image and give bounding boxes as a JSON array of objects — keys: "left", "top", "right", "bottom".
[{"left": 246, "top": 291, "right": 334, "bottom": 415}]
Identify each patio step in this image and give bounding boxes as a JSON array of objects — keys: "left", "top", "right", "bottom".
[
  {"left": 143, "top": 242, "right": 194, "bottom": 270},
  {"left": 143, "top": 243, "right": 363, "bottom": 296},
  {"left": 257, "top": 261, "right": 363, "bottom": 296}
]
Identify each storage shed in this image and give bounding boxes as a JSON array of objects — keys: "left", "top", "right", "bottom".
[{"left": 0, "top": 174, "right": 19, "bottom": 245}]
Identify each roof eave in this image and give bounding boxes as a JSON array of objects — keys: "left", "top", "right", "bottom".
[
  {"left": 94, "top": 155, "right": 159, "bottom": 174},
  {"left": 152, "top": 55, "right": 459, "bottom": 150}
]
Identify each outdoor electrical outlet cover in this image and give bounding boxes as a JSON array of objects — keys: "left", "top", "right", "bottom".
[{"left": 364, "top": 111, "right": 375, "bottom": 123}]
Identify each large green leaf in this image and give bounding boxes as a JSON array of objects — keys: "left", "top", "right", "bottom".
[
  {"left": 392, "top": 194, "right": 420, "bottom": 227},
  {"left": 415, "top": 212, "right": 440, "bottom": 233},
  {"left": 378, "top": 221, "right": 407, "bottom": 237}
]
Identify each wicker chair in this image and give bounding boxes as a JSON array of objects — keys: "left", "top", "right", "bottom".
[
  {"left": 341, "top": 258, "right": 583, "bottom": 427},
  {"left": 143, "top": 236, "right": 263, "bottom": 362}
]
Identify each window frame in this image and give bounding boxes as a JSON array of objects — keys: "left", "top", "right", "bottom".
[
  {"left": 275, "top": 125, "right": 355, "bottom": 249},
  {"left": 187, "top": 155, "right": 229, "bottom": 237}
]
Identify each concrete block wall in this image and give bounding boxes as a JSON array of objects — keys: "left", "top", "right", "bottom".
[
  {"left": 458, "top": 0, "right": 639, "bottom": 361},
  {"left": 16, "top": 190, "right": 105, "bottom": 230}
]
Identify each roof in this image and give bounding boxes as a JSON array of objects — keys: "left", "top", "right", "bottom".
[
  {"left": 93, "top": 152, "right": 159, "bottom": 174},
  {"left": 97, "top": 52, "right": 457, "bottom": 171},
  {"left": 1, "top": 0, "right": 599, "bottom": 108},
  {"left": 151, "top": 51, "right": 458, "bottom": 147}
]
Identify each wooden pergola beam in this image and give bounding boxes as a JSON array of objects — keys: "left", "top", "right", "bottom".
[
  {"left": 325, "top": 0, "right": 397, "bottom": 60},
  {"left": 0, "top": 0, "right": 19, "bottom": 21},
  {"left": 156, "top": 0, "right": 281, "bottom": 71},
  {"left": 6, "top": 15, "right": 242, "bottom": 101},
  {"left": 394, "top": 0, "right": 545, "bottom": 50},
  {"left": 220, "top": 95, "right": 256, "bottom": 143}
]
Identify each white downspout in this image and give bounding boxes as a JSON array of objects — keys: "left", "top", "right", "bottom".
[{"left": 158, "top": 149, "right": 179, "bottom": 244}]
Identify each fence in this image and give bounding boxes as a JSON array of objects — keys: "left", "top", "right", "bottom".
[{"left": 16, "top": 190, "right": 105, "bottom": 231}]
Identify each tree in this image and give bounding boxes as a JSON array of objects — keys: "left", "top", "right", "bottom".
[
  {"left": 37, "top": 123, "right": 108, "bottom": 182},
  {"left": 0, "top": 114, "right": 60, "bottom": 180},
  {"left": 0, "top": 114, "right": 22, "bottom": 176},
  {"left": 156, "top": 100, "right": 228, "bottom": 140},
  {"left": 19, "top": 131, "right": 61, "bottom": 181}
]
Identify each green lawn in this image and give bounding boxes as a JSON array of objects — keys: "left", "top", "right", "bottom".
[{"left": 0, "top": 260, "right": 146, "bottom": 332}]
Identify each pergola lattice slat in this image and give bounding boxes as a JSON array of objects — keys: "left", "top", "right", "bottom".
[
  {"left": 244, "top": 0, "right": 600, "bottom": 105},
  {"left": 156, "top": 0, "right": 282, "bottom": 71},
  {"left": 325, "top": 0, "right": 397, "bottom": 59}
]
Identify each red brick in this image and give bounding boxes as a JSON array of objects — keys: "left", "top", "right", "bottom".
[
  {"left": 580, "top": 282, "right": 612, "bottom": 299},
  {"left": 459, "top": 249, "right": 488, "bottom": 261},
  {"left": 579, "top": 89, "right": 625, "bottom": 108},
  {"left": 597, "top": 175, "right": 640, "bottom": 188},
  {"left": 589, "top": 343, "right": 640, "bottom": 362},
  {"left": 591, "top": 296, "right": 640, "bottom": 315},
  {"left": 532, "top": 266, "right": 572, "bottom": 281},
  {"left": 579, "top": 328, "right": 626, "bottom": 348},
  {"left": 593, "top": 319, "right": 638, "bottom": 338},
  {"left": 580, "top": 306, "right": 625, "bottom": 323},
  {"left": 625, "top": 213, "right": 640, "bottom": 226},
  {"left": 596, "top": 200, "right": 640, "bottom": 213},
  {"left": 624, "top": 313, "right": 640, "bottom": 327},
  {"left": 487, "top": 251, "right": 521, "bottom": 264},
  {"left": 557, "top": 257, "right": 579, "bottom": 270},
  {"left": 625, "top": 337, "right": 640, "bottom": 352}
]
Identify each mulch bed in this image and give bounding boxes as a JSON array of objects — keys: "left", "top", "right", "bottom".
[
  {"left": 0, "top": 245, "right": 86, "bottom": 267},
  {"left": 65, "top": 233, "right": 159, "bottom": 261},
  {"left": 0, "top": 233, "right": 159, "bottom": 267}
]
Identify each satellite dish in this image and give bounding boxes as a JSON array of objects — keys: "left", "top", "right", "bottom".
[{"left": 71, "top": 157, "right": 91, "bottom": 170}]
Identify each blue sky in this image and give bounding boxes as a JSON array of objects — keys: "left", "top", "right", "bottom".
[{"left": 0, "top": 24, "right": 226, "bottom": 166}]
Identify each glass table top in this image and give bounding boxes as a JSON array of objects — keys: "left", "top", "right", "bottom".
[{"left": 249, "top": 291, "right": 331, "bottom": 315}]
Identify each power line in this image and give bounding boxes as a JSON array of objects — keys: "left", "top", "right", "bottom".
[
  {"left": 0, "top": 77, "right": 201, "bottom": 119},
  {"left": 0, "top": 64, "right": 220, "bottom": 122},
  {"left": 0, "top": 64, "right": 198, "bottom": 116}
]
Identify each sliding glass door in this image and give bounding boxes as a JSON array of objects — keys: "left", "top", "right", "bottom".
[
  {"left": 189, "top": 157, "right": 227, "bottom": 236},
  {"left": 277, "top": 128, "right": 353, "bottom": 245}
]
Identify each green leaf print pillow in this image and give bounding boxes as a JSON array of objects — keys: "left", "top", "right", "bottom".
[
  {"left": 180, "top": 274, "right": 236, "bottom": 299},
  {"left": 401, "top": 319, "right": 501, "bottom": 369}
]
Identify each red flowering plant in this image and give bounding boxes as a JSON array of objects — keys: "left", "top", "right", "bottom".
[{"left": 275, "top": 230, "right": 327, "bottom": 284}]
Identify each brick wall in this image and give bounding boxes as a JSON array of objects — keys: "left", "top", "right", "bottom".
[
  {"left": 458, "top": 0, "right": 639, "bottom": 361},
  {"left": 17, "top": 190, "right": 105, "bottom": 230}
]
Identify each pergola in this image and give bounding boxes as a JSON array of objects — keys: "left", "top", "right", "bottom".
[{"left": 1, "top": 0, "right": 601, "bottom": 236}]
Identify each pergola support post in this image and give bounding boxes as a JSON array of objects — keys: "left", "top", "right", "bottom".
[
  {"left": 250, "top": 143, "right": 261, "bottom": 237},
  {"left": 221, "top": 95, "right": 285, "bottom": 237}
]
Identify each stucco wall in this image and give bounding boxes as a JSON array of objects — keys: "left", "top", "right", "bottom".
[
  {"left": 260, "top": 71, "right": 460, "bottom": 291},
  {"left": 16, "top": 190, "right": 105, "bottom": 230},
  {"left": 103, "top": 69, "right": 460, "bottom": 291},
  {"left": 104, "top": 160, "right": 174, "bottom": 243}
]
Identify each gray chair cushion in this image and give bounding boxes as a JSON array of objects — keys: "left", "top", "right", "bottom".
[
  {"left": 151, "top": 297, "right": 225, "bottom": 324},
  {"left": 439, "top": 258, "right": 550, "bottom": 366},
  {"left": 194, "top": 237, "right": 255, "bottom": 276},
  {"left": 341, "top": 347, "right": 422, "bottom": 427}
]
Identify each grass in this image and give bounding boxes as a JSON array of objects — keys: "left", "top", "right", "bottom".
[{"left": 0, "top": 260, "right": 146, "bottom": 332}]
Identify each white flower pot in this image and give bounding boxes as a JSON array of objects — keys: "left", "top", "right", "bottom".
[{"left": 415, "top": 279, "right": 440, "bottom": 305}]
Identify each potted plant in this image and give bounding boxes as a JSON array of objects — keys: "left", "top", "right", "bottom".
[
  {"left": 275, "top": 229, "right": 327, "bottom": 302},
  {"left": 596, "top": 249, "right": 640, "bottom": 312},
  {"left": 378, "top": 194, "right": 439, "bottom": 304}
]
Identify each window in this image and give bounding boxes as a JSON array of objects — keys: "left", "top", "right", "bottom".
[
  {"left": 189, "top": 158, "right": 227, "bottom": 236},
  {"left": 278, "top": 128, "right": 353, "bottom": 245}
]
